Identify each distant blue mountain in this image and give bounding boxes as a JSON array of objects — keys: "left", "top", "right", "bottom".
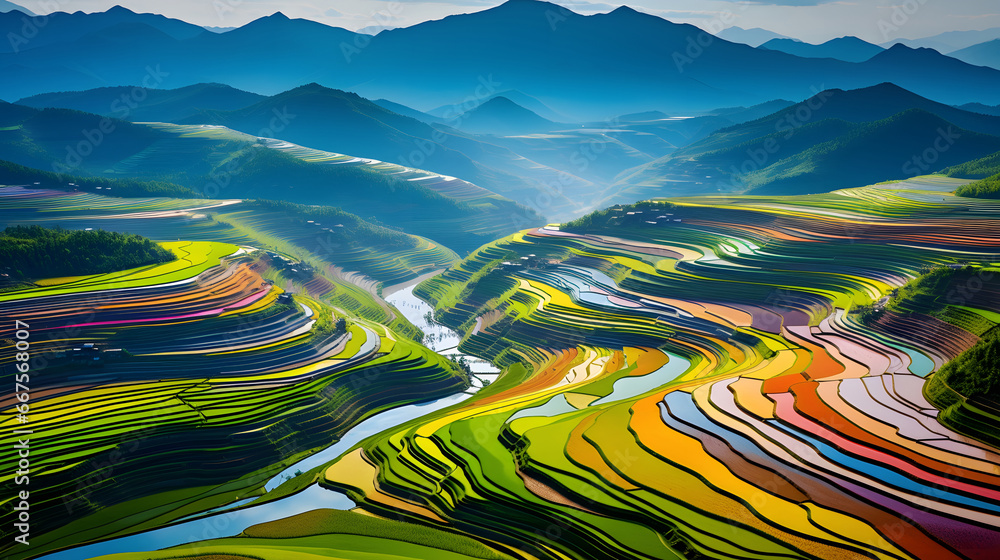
[
  {"left": 15, "top": 83, "right": 265, "bottom": 122},
  {"left": 0, "top": 5, "right": 203, "bottom": 54},
  {"left": 3, "top": 1, "right": 1000, "bottom": 116},
  {"left": 759, "top": 36, "right": 884, "bottom": 63},
  {"left": 179, "top": 83, "right": 548, "bottom": 200},
  {"left": 373, "top": 99, "right": 444, "bottom": 124},
  {"left": 429, "top": 89, "right": 571, "bottom": 123},
  {"left": 950, "top": 39, "right": 1000, "bottom": 71},
  {"left": 0, "top": 1, "right": 32, "bottom": 15},
  {"left": 453, "top": 96, "right": 558, "bottom": 134},
  {"left": 884, "top": 27, "right": 1000, "bottom": 53},
  {"left": 715, "top": 26, "right": 792, "bottom": 47},
  {"left": 958, "top": 102, "right": 1000, "bottom": 117}
]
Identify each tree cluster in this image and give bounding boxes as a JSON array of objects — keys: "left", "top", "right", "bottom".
[{"left": 0, "top": 225, "right": 174, "bottom": 279}]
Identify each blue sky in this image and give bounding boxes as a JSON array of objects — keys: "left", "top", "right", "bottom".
[{"left": 10, "top": 0, "right": 1000, "bottom": 43}]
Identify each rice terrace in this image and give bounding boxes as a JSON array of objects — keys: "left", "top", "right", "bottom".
[{"left": 3, "top": 1, "right": 1000, "bottom": 559}]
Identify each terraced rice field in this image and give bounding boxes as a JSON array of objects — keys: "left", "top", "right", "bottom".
[
  {"left": 308, "top": 176, "right": 1000, "bottom": 560},
  {"left": 0, "top": 241, "right": 468, "bottom": 560},
  {"left": 0, "top": 185, "right": 459, "bottom": 336}
]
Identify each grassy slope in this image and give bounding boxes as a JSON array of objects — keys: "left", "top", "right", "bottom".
[
  {"left": 943, "top": 149, "right": 1000, "bottom": 179},
  {"left": 0, "top": 159, "right": 198, "bottom": 197}
]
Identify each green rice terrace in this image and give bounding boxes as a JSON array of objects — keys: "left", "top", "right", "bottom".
[{"left": 3, "top": 175, "right": 1000, "bottom": 560}]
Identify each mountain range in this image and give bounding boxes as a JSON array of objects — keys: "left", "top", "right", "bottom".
[
  {"left": 715, "top": 26, "right": 793, "bottom": 47},
  {"left": 949, "top": 39, "right": 1000, "bottom": 71},
  {"left": 885, "top": 27, "right": 1000, "bottom": 53},
  {"left": 0, "top": 100, "right": 541, "bottom": 252},
  {"left": 959, "top": 102, "right": 1000, "bottom": 117},
  {"left": 758, "top": 37, "right": 884, "bottom": 63},
  {"left": 0, "top": 1, "right": 30, "bottom": 14},
  {"left": 12, "top": 76, "right": 1000, "bottom": 216},
  {"left": 11, "top": 79, "right": 799, "bottom": 219},
  {"left": 15, "top": 83, "right": 265, "bottom": 122},
  {"left": 0, "top": 5, "right": 203, "bottom": 54},
  {"left": 4, "top": 2, "right": 1000, "bottom": 118},
  {"left": 613, "top": 82, "right": 1000, "bottom": 198},
  {"left": 4, "top": 2, "right": 1000, "bottom": 222}
]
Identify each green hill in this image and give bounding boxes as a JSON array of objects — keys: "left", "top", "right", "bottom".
[
  {"left": 943, "top": 149, "right": 1000, "bottom": 179},
  {"left": 0, "top": 105, "right": 167, "bottom": 172},
  {"left": 926, "top": 328, "right": 1000, "bottom": 446},
  {"left": 613, "top": 83, "right": 1000, "bottom": 197},
  {"left": 930, "top": 330, "right": 1000, "bottom": 403},
  {"left": 955, "top": 173, "right": 1000, "bottom": 198},
  {"left": 0, "top": 225, "right": 173, "bottom": 279},
  {"left": 181, "top": 83, "right": 536, "bottom": 198},
  {"left": 0, "top": 103, "right": 541, "bottom": 253},
  {"left": 744, "top": 109, "right": 1000, "bottom": 194},
  {"left": 0, "top": 159, "right": 197, "bottom": 197},
  {"left": 15, "top": 83, "right": 266, "bottom": 123}
]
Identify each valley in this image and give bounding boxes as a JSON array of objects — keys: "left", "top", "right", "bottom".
[{"left": 3, "top": 1, "right": 1000, "bottom": 559}]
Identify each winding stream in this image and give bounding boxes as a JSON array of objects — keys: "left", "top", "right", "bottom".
[{"left": 387, "top": 285, "right": 500, "bottom": 383}]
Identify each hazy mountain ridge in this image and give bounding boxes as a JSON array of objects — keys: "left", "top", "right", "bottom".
[
  {"left": 15, "top": 83, "right": 266, "bottom": 122},
  {"left": 758, "top": 36, "right": 884, "bottom": 63},
  {"left": 950, "top": 39, "right": 1000, "bottom": 70},
  {"left": 3, "top": 1, "right": 1000, "bottom": 117},
  {"left": 453, "top": 96, "right": 559, "bottom": 135},
  {"left": 0, "top": 99, "right": 541, "bottom": 252}
]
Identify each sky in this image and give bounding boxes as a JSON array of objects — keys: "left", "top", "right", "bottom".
[{"left": 9, "top": 0, "right": 1000, "bottom": 44}]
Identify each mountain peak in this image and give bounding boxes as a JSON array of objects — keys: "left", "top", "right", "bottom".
[
  {"left": 873, "top": 43, "right": 946, "bottom": 61},
  {"left": 863, "top": 82, "right": 911, "bottom": 94},
  {"left": 493, "top": 0, "right": 562, "bottom": 11},
  {"left": 457, "top": 95, "right": 556, "bottom": 134},
  {"left": 294, "top": 82, "right": 330, "bottom": 92},
  {"left": 884, "top": 42, "right": 938, "bottom": 54},
  {"left": 467, "top": 95, "right": 543, "bottom": 117},
  {"left": 609, "top": 5, "right": 642, "bottom": 15},
  {"left": 497, "top": 0, "right": 553, "bottom": 6},
  {"left": 476, "top": 96, "right": 533, "bottom": 114}
]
